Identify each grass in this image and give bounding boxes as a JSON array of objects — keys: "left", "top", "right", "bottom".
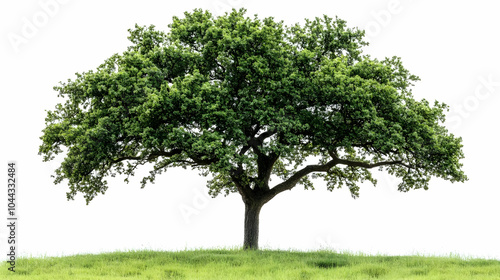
[{"left": 1, "top": 249, "right": 500, "bottom": 279}]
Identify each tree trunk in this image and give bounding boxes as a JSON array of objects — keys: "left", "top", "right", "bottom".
[{"left": 243, "top": 201, "right": 264, "bottom": 250}]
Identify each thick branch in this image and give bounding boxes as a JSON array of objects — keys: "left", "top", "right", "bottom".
[
  {"left": 230, "top": 167, "right": 254, "bottom": 203},
  {"left": 266, "top": 159, "right": 337, "bottom": 203},
  {"left": 266, "top": 155, "right": 408, "bottom": 203},
  {"left": 256, "top": 129, "right": 277, "bottom": 142},
  {"left": 239, "top": 124, "right": 263, "bottom": 156},
  {"left": 256, "top": 152, "right": 279, "bottom": 191},
  {"left": 244, "top": 128, "right": 277, "bottom": 156}
]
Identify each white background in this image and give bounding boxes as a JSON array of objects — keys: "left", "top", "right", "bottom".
[{"left": 1, "top": 0, "right": 499, "bottom": 259}]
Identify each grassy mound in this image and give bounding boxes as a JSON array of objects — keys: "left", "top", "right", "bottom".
[{"left": 1, "top": 249, "right": 499, "bottom": 279}]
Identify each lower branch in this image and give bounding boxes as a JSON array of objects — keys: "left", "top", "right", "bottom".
[
  {"left": 265, "top": 159, "right": 337, "bottom": 202},
  {"left": 265, "top": 155, "right": 407, "bottom": 202}
]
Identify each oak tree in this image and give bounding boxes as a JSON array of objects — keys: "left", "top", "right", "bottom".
[{"left": 40, "top": 9, "right": 467, "bottom": 250}]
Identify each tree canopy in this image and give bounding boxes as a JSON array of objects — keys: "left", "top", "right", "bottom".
[{"left": 40, "top": 8, "right": 467, "bottom": 249}]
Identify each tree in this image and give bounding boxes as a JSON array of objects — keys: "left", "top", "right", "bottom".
[{"left": 39, "top": 9, "right": 467, "bottom": 250}]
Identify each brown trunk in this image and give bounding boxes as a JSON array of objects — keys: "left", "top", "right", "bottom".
[{"left": 243, "top": 201, "right": 264, "bottom": 250}]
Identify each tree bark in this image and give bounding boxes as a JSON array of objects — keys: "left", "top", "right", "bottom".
[{"left": 243, "top": 200, "right": 264, "bottom": 250}]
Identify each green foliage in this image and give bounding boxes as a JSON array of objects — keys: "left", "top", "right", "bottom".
[{"left": 39, "top": 8, "right": 467, "bottom": 204}]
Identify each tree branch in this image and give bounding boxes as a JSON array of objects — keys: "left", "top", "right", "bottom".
[
  {"left": 265, "top": 153, "right": 410, "bottom": 203},
  {"left": 246, "top": 128, "right": 277, "bottom": 157},
  {"left": 110, "top": 149, "right": 183, "bottom": 164},
  {"left": 256, "top": 128, "right": 277, "bottom": 142},
  {"left": 334, "top": 158, "right": 403, "bottom": 169},
  {"left": 230, "top": 166, "right": 254, "bottom": 203},
  {"left": 327, "top": 149, "right": 408, "bottom": 169},
  {"left": 266, "top": 159, "right": 337, "bottom": 202}
]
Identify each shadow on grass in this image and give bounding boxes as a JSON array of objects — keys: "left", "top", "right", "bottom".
[{"left": 307, "top": 256, "right": 350, "bottom": 269}]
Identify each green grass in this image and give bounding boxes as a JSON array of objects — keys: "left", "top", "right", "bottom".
[{"left": 1, "top": 249, "right": 499, "bottom": 279}]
